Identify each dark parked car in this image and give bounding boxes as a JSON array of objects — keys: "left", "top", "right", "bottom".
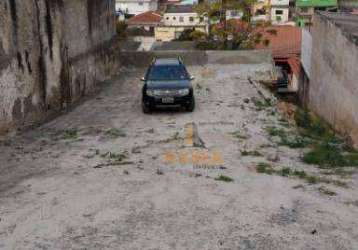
[{"left": 141, "top": 57, "right": 195, "bottom": 113}]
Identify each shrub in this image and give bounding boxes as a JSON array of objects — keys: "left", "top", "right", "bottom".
[{"left": 116, "top": 21, "right": 127, "bottom": 38}]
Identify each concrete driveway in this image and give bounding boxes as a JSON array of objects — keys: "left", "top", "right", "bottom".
[{"left": 0, "top": 63, "right": 357, "bottom": 250}]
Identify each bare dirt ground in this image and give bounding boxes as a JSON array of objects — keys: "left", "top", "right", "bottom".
[{"left": 1, "top": 64, "right": 358, "bottom": 250}]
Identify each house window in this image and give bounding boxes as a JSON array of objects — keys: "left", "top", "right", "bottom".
[
  {"left": 166, "top": 17, "right": 169, "bottom": 20},
  {"left": 275, "top": 10, "right": 283, "bottom": 15},
  {"left": 179, "top": 16, "right": 184, "bottom": 22},
  {"left": 189, "top": 16, "right": 194, "bottom": 22},
  {"left": 173, "top": 16, "right": 176, "bottom": 20},
  {"left": 138, "top": 2, "right": 143, "bottom": 6}
]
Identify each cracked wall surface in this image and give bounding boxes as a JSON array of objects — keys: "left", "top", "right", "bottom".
[{"left": 0, "top": 0, "right": 118, "bottom": 134}]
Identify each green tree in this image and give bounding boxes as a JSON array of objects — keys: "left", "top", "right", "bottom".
[{"left": 194, "top": 0, "right": 274, "bottom": 50}]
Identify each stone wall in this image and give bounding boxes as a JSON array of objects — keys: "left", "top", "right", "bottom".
[
  {"left": 309, "top": 12, "right": 358, "bottom": 146},
  {"left": 0, "top": 0, "right": 118, "bottom": 134}
]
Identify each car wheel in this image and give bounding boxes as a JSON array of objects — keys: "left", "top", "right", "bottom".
[
  {"left": 142, "top": 103, "right": 151, "bottom": 114},
  {"left": 186, "top": 98, "right": 195, "bottom": 112}
]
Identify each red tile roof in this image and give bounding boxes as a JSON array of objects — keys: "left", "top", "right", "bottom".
[
  {"left": 255, "top": 25, "right": 302, "bottom": 59},
  {"left": 287, "top": 56, "right": 301, "bottom": 76},
  {"left": 127, "top": 11, "right": 162, "bottom": 26}
]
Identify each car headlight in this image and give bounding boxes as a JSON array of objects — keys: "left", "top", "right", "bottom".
[
  {"left": 146, "top": 89, "right": 155, "bottom": 97},
  {"left": 178, "top": 88, "right": 190, "bottom": 96}
]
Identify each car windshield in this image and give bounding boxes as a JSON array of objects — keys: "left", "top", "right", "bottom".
[{"left": 147, "top": 65, "right": 189, "bottom": 81}]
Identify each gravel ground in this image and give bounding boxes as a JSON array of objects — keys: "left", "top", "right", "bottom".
[{"left": 0, "top": 64, "right": 358, "bottom": 250}]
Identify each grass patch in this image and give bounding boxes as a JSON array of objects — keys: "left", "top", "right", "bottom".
[
  {"left": 61, "top": 129, "right": 79, "bottom": 140},
  {"left": 251, "top": 97, "right": 272, "bottom": 110},
  {"left": 100, "top": 151, "right": 129, "bottom": 164},
  {"left": 265, "top": 126, "right": 310, "bottom": 149},
  {"left": 105, "top": 128, "right": 126, "bottom": 138},
  {"left": 241, "top": 150, "right": 262, "bottom": 157},
  {"left": 256, "top": 162, "right": 274, "bottom": 174},
  {"left": 215, "top": 175, "right": 234, "bottom": 182},
  {"left": 230, "top": 131, "right": 249, "bottom": 140},
  {"left": 303, "top": 141, "right": 358, "bottom": 168},
  {"left": 255, "top": 163, "right": 347, "bottom": 187},
  {"left": 291, "top": 108, "right": 358, "bottom": 168}
]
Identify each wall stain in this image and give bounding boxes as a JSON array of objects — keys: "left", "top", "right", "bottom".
[
  {"left": 45, "top": 0, "right": 54, "bottom": 60},
  {"left": 9, "top": 0, "right": 18, "bottom": 48}
]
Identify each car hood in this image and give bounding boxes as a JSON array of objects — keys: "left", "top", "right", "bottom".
[{"left": 146, "top": 80, "right": 191, "bottom": 89}]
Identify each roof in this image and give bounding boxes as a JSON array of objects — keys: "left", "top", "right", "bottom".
[
  {"left": 165, "top": 5, "right": 194, "bottom": 13},
  {"left": 127, "top": 11, "right": 162, "bottom": 26},
  {"left": 154, "top": 58, "right": 181, "bottom": 65},
  {"left": 287, "top": 56, "right": 301, "bottom": 76},
  {"left": 255, "top": 25, "right": 302, "bottom": 58},
  {"left": 317, "top": 11, "right": 358, "bottom": 45}
]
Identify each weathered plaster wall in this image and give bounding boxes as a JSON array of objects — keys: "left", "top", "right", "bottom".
[
  {"left": 0, "top": 0, "right": 118, "bottom": 134},
  {"left": 309, "top": 13, "right": 358, "bottom": 146}
]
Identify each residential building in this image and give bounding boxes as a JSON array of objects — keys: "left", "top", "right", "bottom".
[
  {"left": 115, "top": 0, "right": 159, "bottom": 16},
  {"left": 155, "top": 5, "right": 209, "bottom": 41},
  {"left": 299, "top": 12, "right": 358, "bottom": 147},
  {"left": 338, "top": 0, "right": 358, "bottom": 11},
  {"left": 255, "top": 25, "right": 302, "bottom": 92},
  {"left": 271, "top": 0, "right": 290, "bottom": 24},
  {"left": 295, "top": 0, "right": 337, "bottom": 26},
  {"left": 252, "top": 0, "right": 271, "bottom": 22},
  {"left": 226, "top": 9, "right": 244, "bottom": 20},
  {"left": 127, "top": 11, "right": 162, "bottom": 32}
]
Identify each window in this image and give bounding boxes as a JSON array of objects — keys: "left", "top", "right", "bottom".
[
  {"left": 173, "top": 16, "right": 176, "bottom": 20},
  {"left": 275, "top": 10, "right": 283, "bottom": 15},
  {"left": 199, "top": 17, "right": 204, "bottom": 22},
  {"left": 179, "top": 16, "right": 184, "bottom": 22},
  {"left": 138, "top": 2, "right": 143, "bottom": 6},
  {"left": 189, "top": 16, "right": 194, "bottom": 22}
]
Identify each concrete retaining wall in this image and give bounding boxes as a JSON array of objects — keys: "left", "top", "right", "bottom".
[
  {"left": 309, "top": 13, "right": 358, "bottom": 146},
  {"left": 0, "top": 0, "right": 118, "bottom": 134},
  {"left": 119, "top": 50, "right": 274, "bottom": 67}
]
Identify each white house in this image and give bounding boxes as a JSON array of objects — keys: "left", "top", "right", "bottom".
[
  {"left": 270, "top": 0, "right": 289, "bottom": 24},
  {"left": 155, "top": 5, "right": 209, "bottom": 41},
  {"left": 115, "top": 0, "right": 159, "bottom": 16},
  {"left": 226, "top": 9, "right": 243, "bottom": 20}
]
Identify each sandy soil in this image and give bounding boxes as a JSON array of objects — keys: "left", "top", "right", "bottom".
[{"left": 0, "top": 64, "right": 358, "bottom": 250}]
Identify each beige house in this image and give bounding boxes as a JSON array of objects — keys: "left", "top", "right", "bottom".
[
  {"left": 155, "top": 5, "right": 208, "bottom": 41},
  {"left": 252, "top": 0, "right": 271, "bottom": 22}
]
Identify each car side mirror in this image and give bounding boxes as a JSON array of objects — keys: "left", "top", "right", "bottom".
[
  {"left": 141, "top": 77, "right": 146, "bottom": 82},
  {"left": 190, "top": 75, "right": 195, "bottom": 81}
]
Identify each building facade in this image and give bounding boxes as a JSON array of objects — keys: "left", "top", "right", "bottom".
[
  {"left": 252, "top": 0, "right": 271, "bottom": 22},
  {"left": 270, "top": 0, "right": 290, "bottom": 24},
  {"left": 155, "top": 5, "right": 208, "bottom": 41},
  {"left": 115, "top": 0, "right": 159, "bottom": 16},
  {"left": 295, "top": 0, "right": 337, "bottom": 26},
  {"left": 338, "top": 0, "right": 358, "bottom": 11}
]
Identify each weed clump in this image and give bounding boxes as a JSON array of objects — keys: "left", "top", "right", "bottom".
[
  {"left": 256, "top": 162, "right": 274, "bottom": 174},
  {"left": 215, "top": 175, "right": 234, "bottom": 182},
  {"left": 61, "top": 129, "right": 79, "bottom": 140},
  {"left": 241, "top": 150, "right": 262, "bottom": 157},
  {"left": 105, "top": 128, "right": 126, "bottom": 138}
]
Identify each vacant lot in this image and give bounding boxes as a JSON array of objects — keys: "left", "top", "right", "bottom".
[{"left": 0, "top": 63, "right": 357, "bottom": 250}]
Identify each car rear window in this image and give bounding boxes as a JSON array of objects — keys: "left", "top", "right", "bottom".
[{"left": 147, "top": 65, "right": 189, "bottom": 81}]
